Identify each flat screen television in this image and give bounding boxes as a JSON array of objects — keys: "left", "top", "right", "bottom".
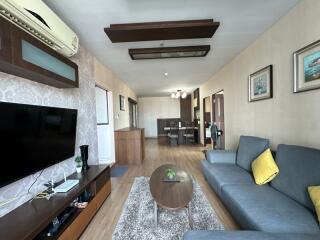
[{"left": 0, "top": 101, "right": 77, "bottom": 188}]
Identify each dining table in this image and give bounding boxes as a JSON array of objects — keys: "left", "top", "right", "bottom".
[{"left": 164, "top": 126, "right": 197, "bottom": 144}]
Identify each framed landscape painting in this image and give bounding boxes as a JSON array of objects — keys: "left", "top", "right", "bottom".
[
  {"left": 294, "top": 39, "right": 320, "bottom": 93},
  {"left": 248, "top": 65, "right": 273, "bottom": 102}
]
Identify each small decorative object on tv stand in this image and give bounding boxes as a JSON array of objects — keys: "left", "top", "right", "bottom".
[
  {"left": 80, "top": 145, "right": 90, "bottom": 171},
  {"left": 75, "top": 156, "right": 82, "bottom": 173}
]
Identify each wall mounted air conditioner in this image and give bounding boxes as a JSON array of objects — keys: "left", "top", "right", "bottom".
[{"left": 0, "top": 0, "right": 79, "bottom": 57}]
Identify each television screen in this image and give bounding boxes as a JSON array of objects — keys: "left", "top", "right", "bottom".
[{"left": 0, "top": 102, "right": 77, "bottom": 187}]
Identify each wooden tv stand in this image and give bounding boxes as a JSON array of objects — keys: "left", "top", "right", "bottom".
[{"left": 0, "top": 165, "right": 111, "bottom": 240}]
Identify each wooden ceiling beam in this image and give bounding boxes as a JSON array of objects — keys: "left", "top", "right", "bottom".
[{"left": 104, "top": 19, "right": 220, "bottom": 43}]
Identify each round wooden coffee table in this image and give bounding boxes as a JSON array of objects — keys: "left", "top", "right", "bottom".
[{"left": 149, "top": 164, "right": 193, "bottom": 226}]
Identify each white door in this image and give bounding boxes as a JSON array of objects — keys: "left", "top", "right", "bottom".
[{"left": 95, "top": 87, "right": 115, "bottom": 165}]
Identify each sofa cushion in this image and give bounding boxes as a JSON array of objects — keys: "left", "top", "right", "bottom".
[
  {"left": 236, "top": 136, "right": 269, "bottom": 172},
  {"left": 251, "top": 148, "right": 279, "bottom": 185},
  {"left": 221, "top": 184, "right": 320, "bottom": 234},
  {"left": 201, "top": 160, "right": 254, "bottom": 197},
  {"left": 183, "top": 230, "right": 320, "bottom": 240},
  {"left": 271, "top": 144, "right": 320, "bottom": 211},
  {"left": 308, "top": 186, "right": 320, "bottom": 223}
]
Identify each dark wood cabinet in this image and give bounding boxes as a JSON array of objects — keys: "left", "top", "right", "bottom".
[
  {"left": 193, "top": 88, "right": 200, "bottom": 110},
  {"left": 180, "top": 94, "right": 191, "bottom": 122},
  {"left": 0, "top": 18, "right": 79, "bottom": 88},
  {"left": 193, "top": 88, "right": 200, "bottom": 144},
  {"left": 0, "top": 17, "right": 12, "bottom": 64},
  {"left": 193, "top": 88, "right": 200, "bottom": 120}
]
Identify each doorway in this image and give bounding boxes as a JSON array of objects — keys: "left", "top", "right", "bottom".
[
  {"left": 202, "top": 96, "right": 212, "bottom": 147},
  {"left": 128, "top": 98, "right": 138, "bottom": 128},
  {"left": 211, "top": 90, "right": 225, "bottom": 149},
  {"left": 95, "top": 86, "right": 115, "bottom": 165}
]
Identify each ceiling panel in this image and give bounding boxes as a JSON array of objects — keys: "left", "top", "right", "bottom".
[{"left": 45, "top": 0, "right": 300, "bottom": 96}]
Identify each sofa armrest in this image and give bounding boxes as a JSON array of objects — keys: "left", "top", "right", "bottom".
[{"left": 206, "top": 150, "right": 237, "bottom": 164}]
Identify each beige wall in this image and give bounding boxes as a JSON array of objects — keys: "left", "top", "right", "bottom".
[
  {"left": 200, "top": 0, "right": 320, "bottom": 150},
  {"left": 94, "top": 58, "right": 137, "bottom": 130},
  {"left": 138, "top": 97, "right": 180, "bottom": 137}
]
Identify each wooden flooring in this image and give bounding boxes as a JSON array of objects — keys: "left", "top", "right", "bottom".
[{"left": 80, "top": 138, "right": 239, "bottom": 240}]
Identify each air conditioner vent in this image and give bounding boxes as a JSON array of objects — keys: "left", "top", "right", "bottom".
[
  {"left": 0, "top": 0, "right": 79, "bottom": 57},
  {"left": 0, "top": 7, "right": 55, "bottom": 47},
  {"left": 24, "top": 8, "right": 50, "bottom": 29}
]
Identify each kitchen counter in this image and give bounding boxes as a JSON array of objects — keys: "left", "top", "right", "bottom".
[{"left": 114, "top": 128, "right": 145, "bottom": 165}]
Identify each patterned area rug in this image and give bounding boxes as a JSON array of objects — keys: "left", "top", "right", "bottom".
[{"left": 112, "top": 177, "right": 224, "bottom": 240}]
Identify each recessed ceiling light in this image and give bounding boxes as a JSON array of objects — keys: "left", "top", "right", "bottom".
[{"left": 164, "top": 72, "right": 169, "bottom": 77}]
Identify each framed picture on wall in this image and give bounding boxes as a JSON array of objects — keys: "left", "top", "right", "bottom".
[
  {"left": 119, "top": 95, "right": 126, "bottom": 111},
  {"left": 294, "top": 39, "right": 320, "bottom": 93},
  {"left": 248, "top": 65, "right": 273, "bottom": 102}
]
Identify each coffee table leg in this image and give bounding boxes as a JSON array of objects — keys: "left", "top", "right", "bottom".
[{"left": 154, "top": 201, "right": 158, "bottom": 226}]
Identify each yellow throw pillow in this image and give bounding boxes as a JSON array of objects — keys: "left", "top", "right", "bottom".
[
  {"left": 308, "top": 186, "right": 320, "bottom": 224},
  {"left": 251, "top": 148, "right": 279, "bottom": 185}
]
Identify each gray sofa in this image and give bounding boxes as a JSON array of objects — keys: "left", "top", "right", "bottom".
[
  {"left": 184, "top": 231, "right": 320, "bottom": 240},
  {"left": 184, "top": 136, "right": 320, "bottom": 240}
]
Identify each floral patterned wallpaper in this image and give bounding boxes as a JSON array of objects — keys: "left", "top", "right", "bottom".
[{"left": 0, "top": 46, "right": 98, "bottom": 217}]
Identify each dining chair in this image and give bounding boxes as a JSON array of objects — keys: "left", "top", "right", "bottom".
[
  {"left": 184, "top": 122, "right": 194, "bottom": 144},
  {"left": 169, "top": 126, "right": 179, "bottom": 145}
]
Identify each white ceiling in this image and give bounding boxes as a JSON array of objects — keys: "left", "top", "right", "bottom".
[{"left": 45, "top": 0, "right": 300, "bottom": 97}]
